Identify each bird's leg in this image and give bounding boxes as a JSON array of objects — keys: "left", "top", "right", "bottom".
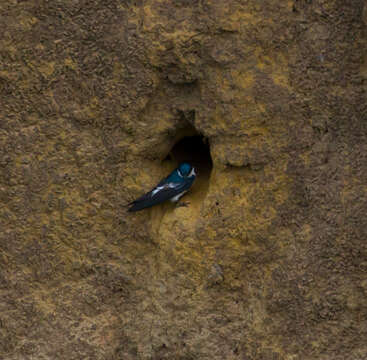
[{"left": 176, "top": 201, "right": 190, "bottom": 208}]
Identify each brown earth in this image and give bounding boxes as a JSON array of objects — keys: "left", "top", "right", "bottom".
[{"left": 1, "top": 0, "right": 367, "bottom": 359}]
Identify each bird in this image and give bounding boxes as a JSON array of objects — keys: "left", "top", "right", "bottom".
[{"left": 128, "top": 162, "right": 196, "bottom": 212}]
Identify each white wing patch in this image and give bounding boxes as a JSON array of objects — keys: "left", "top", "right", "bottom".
[
  {"left": 151, "top": 186, "right": 164, "bottom": 197},
  {"left": 151, "top": 183, "right": 177, "bottom": 197}
]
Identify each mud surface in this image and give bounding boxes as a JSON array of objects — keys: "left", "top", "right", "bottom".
[{"left": 1, "top": 0, "right": 366, "bottom": 359}]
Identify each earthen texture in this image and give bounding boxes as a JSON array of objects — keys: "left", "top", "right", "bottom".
[{"left": 1, "top": 0, "right": 367, "bottom": 359}]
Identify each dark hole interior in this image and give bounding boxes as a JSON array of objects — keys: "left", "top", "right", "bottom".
[
  {"left": 165, "top": 135, "right": 212, "bottom": 177},
  {"left": 163, "top": 135, "right": 212, "bottom": 203}
]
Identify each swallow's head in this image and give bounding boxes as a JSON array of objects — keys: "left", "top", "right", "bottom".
[{"left": 178, "top": 162, "right": 196, "bottom": 178}]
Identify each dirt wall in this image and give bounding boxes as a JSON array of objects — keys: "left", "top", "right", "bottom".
[{"left": 1, "top": 0, "right": 366, "bottom": 359}]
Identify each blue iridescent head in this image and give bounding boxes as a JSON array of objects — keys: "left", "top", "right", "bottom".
[{"left": 178, "top": 162, "right": 196, "bottom": 178}]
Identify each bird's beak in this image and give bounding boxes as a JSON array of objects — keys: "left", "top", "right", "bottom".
[{"left": 190, "top": 167, "right": 196, "bottom": 177}]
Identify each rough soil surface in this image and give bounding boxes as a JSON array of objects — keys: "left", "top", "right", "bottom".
[{"left": 1, "top": 0, "right": 366, "bottom": 359}]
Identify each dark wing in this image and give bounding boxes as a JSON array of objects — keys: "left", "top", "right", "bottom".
[{"left": 128, "top": 181, "right": 190, "bottom": 212}]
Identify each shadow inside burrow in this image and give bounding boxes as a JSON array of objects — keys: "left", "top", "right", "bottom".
[{"left": 163, "top": 131, "right": 213, "bottom": 205}]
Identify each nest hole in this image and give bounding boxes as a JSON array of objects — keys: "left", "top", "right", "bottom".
[{"left": 164, "top": 133, "right": 212, "bottom": 201}]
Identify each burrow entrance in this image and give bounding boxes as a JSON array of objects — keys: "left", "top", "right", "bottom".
[{"left": 163, "top": 126, "right": 212, "bottom": 204}]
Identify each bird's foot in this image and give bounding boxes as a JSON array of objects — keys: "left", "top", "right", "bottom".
[{"left": 176, "top": 201, "right": 190, "bottom": 208}]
